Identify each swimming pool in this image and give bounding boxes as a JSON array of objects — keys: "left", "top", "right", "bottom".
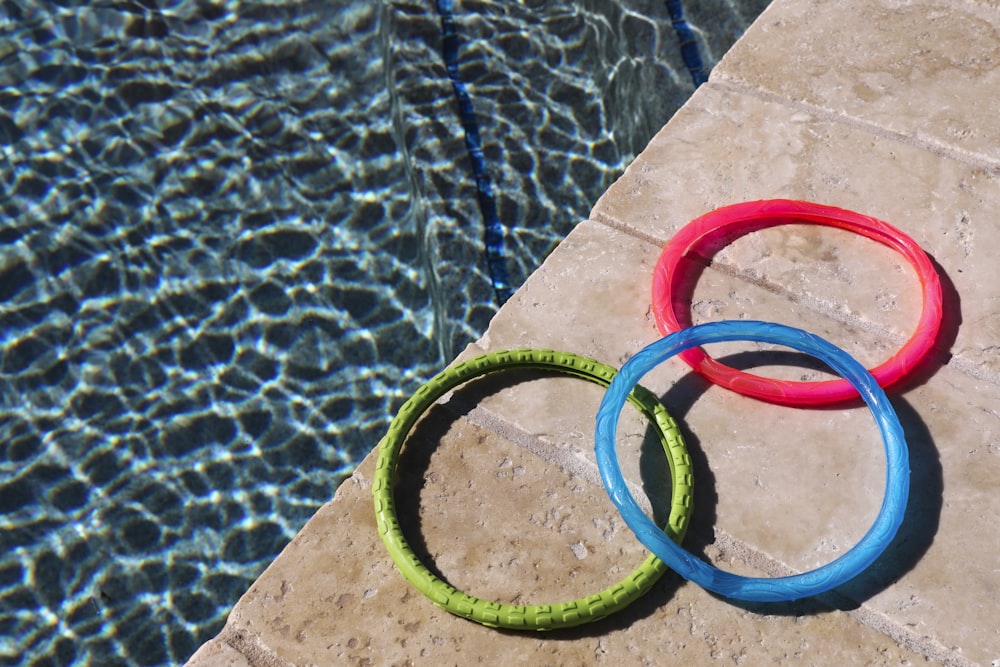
[{"left": 0, "top": 1, "right": 769, "bottom": 664}]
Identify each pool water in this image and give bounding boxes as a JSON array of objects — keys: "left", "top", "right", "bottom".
[{"left": 0, "top": 0, "right": 769, "bottom": 664}]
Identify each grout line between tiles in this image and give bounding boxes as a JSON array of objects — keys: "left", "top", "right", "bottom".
[
  {"left": 437, "top": 387, "right": 656, "bottom": 518},
  {"left": 591, "top": 214, "right": 1000, "bottom": 389},
  {"left": 589, "top": 213, "right": 1000, "bottom": 387},
  {"left": 707, "top": 529, "right": 977, "bottom": 667},
  {"left": 660, "top": 252, "right": 1000, "bottom": 387},
  {"left": 706, "top": 77, "right": 1000, "bottom": 176}
]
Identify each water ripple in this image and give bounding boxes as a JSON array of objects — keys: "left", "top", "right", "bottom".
[{"left": 0, "top": 0, "right": 768, "bottom": 663}]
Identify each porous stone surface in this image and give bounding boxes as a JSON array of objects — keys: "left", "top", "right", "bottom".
[
  {"left": 189, "top": 0, "right": 1000, "bottom": 664},
  {"left": 186, "top": 409, "right": 928, "bottom": 666}
]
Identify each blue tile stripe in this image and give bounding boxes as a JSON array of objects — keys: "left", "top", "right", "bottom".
[
  {"left": 436, "top": 0, "right": 514, "bottom": 306},
  {"left": 664, "top": 0, "right": 708, "bottom": 87}
]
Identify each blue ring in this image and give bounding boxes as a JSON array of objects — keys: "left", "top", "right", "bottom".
[{"left": 595, "top": 321, "right": 910, "bottom": 601}]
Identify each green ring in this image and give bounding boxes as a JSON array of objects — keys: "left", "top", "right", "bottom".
[{"left": 372, "top": 349, "right": 693, "bottom": 630}]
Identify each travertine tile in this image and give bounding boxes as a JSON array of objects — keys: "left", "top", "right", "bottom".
[
  {"left": 591, "top": 84, "right": 1000, "bottom": 379},
  {"left": 842, "top": 368, "right": 1000, "bottom": 663},
  {"left": 478, "top": 218, "right": 1000, "bottom": 662},
  {"left": 713, "top": 0, "right": 1000, "bottom": 162},
  {"left": 190, "top": 407, "right": 930, "bottom": 667}
]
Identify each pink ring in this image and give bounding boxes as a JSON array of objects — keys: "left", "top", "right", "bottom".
[{"left": 651, "top": 199, "right": 943, "bottom": 405}]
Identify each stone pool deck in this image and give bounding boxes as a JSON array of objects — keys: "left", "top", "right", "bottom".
[{"left": 187, "top": 0, "right": 1000, "bottom": 664}]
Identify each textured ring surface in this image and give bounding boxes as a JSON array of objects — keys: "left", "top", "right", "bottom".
[
  {"left": 652, "top": 199, "right": 943, "bottom": 405},
  {"left": 596, "top": 321, "right": 909, "bottom": 602},
  {"left": 373, "top": 349, "right": 694, "bottom": 629}
]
